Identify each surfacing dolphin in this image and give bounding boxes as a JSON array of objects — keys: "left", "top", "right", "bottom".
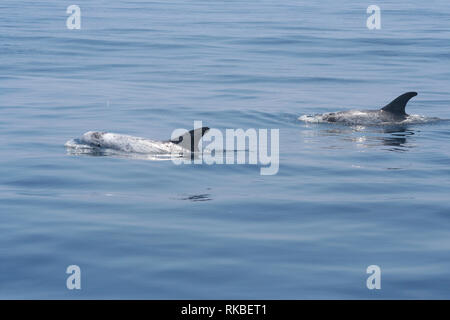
[
  {"left": 65, "top": 127, "right": 210, "bottom": 155},
  {"left": 299, "top": 92, "right": 419, "bottom": 125}
]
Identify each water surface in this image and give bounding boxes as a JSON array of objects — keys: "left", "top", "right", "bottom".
[{"left": 1, "top": 0, "right": 450, "bottom": 298}]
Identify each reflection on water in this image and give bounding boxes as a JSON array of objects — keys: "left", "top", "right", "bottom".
[
  {"left": 65, "top": 147, "right": 194, "bottom": 161},
  {"left": 302, "top": 123, "right": 417, "bottom": 152},
  {"left": 66, "top": 144, "right": 252, "bottom": 163},
  {"left": 381, "top": 127, "right": 415, "bottom": 151}
]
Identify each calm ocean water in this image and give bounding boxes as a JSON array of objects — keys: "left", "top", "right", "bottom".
[{"left": 1, "top": 0, "right": 450, "bottom": 299}]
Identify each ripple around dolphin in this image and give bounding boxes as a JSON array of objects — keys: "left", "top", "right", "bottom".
[{"left": 65, "top": 129, "right": 218, "bottom": 161}]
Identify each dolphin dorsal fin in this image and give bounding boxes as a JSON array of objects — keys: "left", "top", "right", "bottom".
[
  {"left": 170, "top": 127, "right": 210, "bottom": 152},
  {"left": 381, "top": 92, "right": 417, "bottom": 115}
]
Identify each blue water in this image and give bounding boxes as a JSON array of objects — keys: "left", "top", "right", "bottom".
[{"left": 1, "top": 0, "right": 450, "bottom": 299}]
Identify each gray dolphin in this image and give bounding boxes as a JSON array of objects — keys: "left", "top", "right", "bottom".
[
  {"left": 307, "top": 92, "right": 418, "bottom": 124},
  {"left": 66, "top": 127, "right": 210, "bottom": 154}
]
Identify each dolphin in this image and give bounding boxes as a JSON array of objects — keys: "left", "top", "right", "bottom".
[
  {"left": 65, "top": 127, "right": 210, "bottom": 154},
  {"left": 300, "top": 92, "right": 418, "bottom": 124}
]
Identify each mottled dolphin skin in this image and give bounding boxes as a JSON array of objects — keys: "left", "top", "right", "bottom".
[
  {"left": 322, "top": 92, "right": 418, "bottom": 123},
  {"left": 70, "top": 127, "right": 210, "bottom": 154}
]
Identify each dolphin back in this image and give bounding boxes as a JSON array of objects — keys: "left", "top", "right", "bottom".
[{"left": 381, "top": 92, "right": 418, "bottom": 116}]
